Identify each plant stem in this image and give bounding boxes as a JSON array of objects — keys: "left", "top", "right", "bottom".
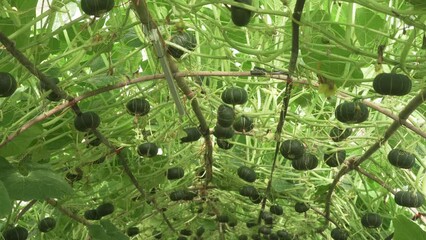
[{"left": 45, "top": 198, "right": 91, "bottom": 226}]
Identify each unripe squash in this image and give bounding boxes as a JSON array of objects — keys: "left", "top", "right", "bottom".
[
  {"left": 96, "top": 203, "right": 114, "bottom": 217},
  {"left": 294, "top": 202, "right": 309, "bottom": 213},
  {"left": 180, "top": 229, "right": 192, "bottom": 236},
  {"left": 168, "top": 31, "right": 197, "bottom": 59},
  {"left": 239, "top": 185, "right": 258, "bottom": 197},
  {"left": 276, "top": 230, "right": 292, "bottom": 240},
  {"left": 169, "top": 190, "right": 196, "bottom": 201},
  {"left": 259, "top": 225, "right": 272, "bottom": 235},
  {"left": 180, "top": 127, "right": 201, "bottom": 143},
  {"left": 373, "top": 73, "right": 412, "bottom": 96},
  {"left": 394, "top": 191, "right": 424, "bottom": 208},
  {"left": 0, "top": 72, "right": 17, "bottom": 97},
  {"left": 331, "top": 228, "right": 349, "bottom": 240},
  {"left": 81, "top": 0, "right": 114, "bottom": 16},
  {"left": 167, "top": 167, "right": 185, "bottom": 180},
  {"left": 324, "top": 150, "right": 346, "bottom": 167},
  {"left": 217, "top": 139, "right": 233, "bottom": 149},
  {"left": 233, "top": 115, "right": 254, "bottom": 132},
  {"left": 237, "top": 166, "right": 256, "bottom": 182},
  {"left": 217, "top": 104, "right": 235, "bottom": 127},
  {"left": 261, "top": 212, "right": 273, "bottom": 225},
  {"left": 221, "top": 87, "right": 248, "bottom": 105},
  {"left": 137, "top": 142, "right": 158, "bottom": 157},
  {"left": 292, "top": 153, "right": 318, "bottom": 170},
  {"left": 38, "top": 217, "right": 56, "bottom": 233},
  {"left": 335, "top": 101, "right": 369, "bottom": 123},
  {"left": 270, "top": 204, "right": 283, "bottom": 215},
  {"left": 280, "top": 139, "right": 305, "bottom": 160},
  {"left": 329, "top": 127, "right": 352, "bottom": 142},
  {"left": 361, "top": 213, "right": 382, "bottom": 228},
  {"left": 74, "top": 112, "right": 101, "bottom": 132},
  {"left": 2, "top": 226, "right": 28, "bottom": 240},
  {"left": 84, "top": 209, "right": 101, "bottom": 220},
  {"left": 127, "top": 227, "right": 139, "bottom": 237},
  {"left": 126, "top": 98, "right": 150, "bottom": 116},
  {"left": 387, "top": 149, "right": 415, "bottom": 169},
  {"left": 213, "top": 125, "right": 234, "bottom": 139},
  {"left": 231, "top": 0, "right": 252, "bottom": 26}
]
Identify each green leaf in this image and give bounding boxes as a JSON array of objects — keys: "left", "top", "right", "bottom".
[
  {"left": 88, "top": 220, "right": 129, "bottom": 240},
  {"left": 0, "top": 181, "right": 12, "bottom": 217},
  {"left": 355, "top": 8, "right": 387, "bottom": 46},
  {"left": 0, "top": 123, "right": 43, "bottom": 157},
  {"left": 0, "top": 169, "right": 73, "bottom": 201},
  {"left": 394, "top": 215, "right": 426, "bottom": 240}
]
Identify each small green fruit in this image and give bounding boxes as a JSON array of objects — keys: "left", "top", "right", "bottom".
[
  {"left": 180, "top": 229, "right": 192, "bottom": 236},
  {"left": 331, "top": 228, "right": 349, "bottom": 240},
  {"left": 126, "top": 98, "right": 150, "bottom": 116},
  {"left": 294, "top": 202, "right": 309, "bottom": 213},
  {"left": 127, "top": 227, "right": 139, "bottom": 237},
  {"left": 231, "top": 0, "right": 252, "bottom": 26},
  {"left": 221, "top": 87, "right": 248, "bottom": 105},
  {"left": 81, "top": 0, "right": 114, "bottom": 16},
  {"left": 213, "top": 125, "right": 234, "bottom": 139},
  {"left": 280, "top": 140, "right": 305, "bottom": 160},
  {"left": 74, "top": 112, "right": 101, "bottom": 132},
  {"left": 180, "top": 127, "right": 201, "bottom": 143},
  {"left": 233, "top": 115, "right": 254, "bottom": 132},
  {"left": 329, "top": 127, "right": 352, "bottom": 142},
  {"left": 167, "top": 167, "right": 185, "bottom": 180},
  {"left": 387, "top": 149, "right": 415, "bottom": 169},
  {"left": 361, "top": 213, "right": 382, "bottom": 228},
  {"left": 137, "top": 142, "right": 158, "bottom": 157},
  {"left": 373, "top": 73, "right": 412, "bottom": 96},
  {"left": 96, "top": 202, "right": 114, "bottom": 217},
  {"left": 324, "top": 150, "right": 346, "bottom": 167},
  {"left": 292, "top": 153, "right": 318, "bottom": 170},
  {"left": 2, "top": 226, "right": 28, "bottom": 240},
  {"left": 270, "top": 204, "right": 283, "bottom": 215},
  {"left": 335, "top": 101, "right": 369, "bottom": 123},
  {"left": 394, "top": 191, "right": 424, "bottom": 208},
  {"left": 237, "top": 166, "right": 256, "bottom": 183},
  {"left": 217, "top": 104, "right": 235, "bottom": 127},
  {"left": 0, "top": 72, "right": 17, "bottom": 97},
  {"left": 168, "top": 31, "right": 197, "bottom": 59},
  {"left": 38, "top": 217, "right": 56, "bottom": 233},
  {"left": 217, "top": 214, "right": 229, "bottom": 223},
  {"left": 84, "top": 209, "right": 101, "bottom": 220},
  {"left": 217, "top": 139, "right": 233, "bottom": 149}
]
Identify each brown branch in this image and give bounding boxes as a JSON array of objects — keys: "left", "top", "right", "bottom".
[
  {"left": 15, "top": 200, "right": 37, "bottom": 223},
  {"left": 355, "top": 166, "right": 396, "bottom": 194},
  {"left": 46, "top": 198, "right": 91, "bottom": 226}
]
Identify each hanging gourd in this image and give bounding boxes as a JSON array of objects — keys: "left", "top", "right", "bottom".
[
  {"left": 231, "top": 0, "right": 252, "bottom": 26},
  {"left": 329, "top": 127, "right": 352, "bottom": 142},
  {"left": 126, "top": 98, "right": 150, "bottom": 116},
  {"left": 180, "top": 127, "right": 202, "bottom": 143},
  {"left": 387, "top": 149, "right": 415, "bottom": 169},
  {"left": 373, "top": 73, "right": 412, "bottom": 96},
  {"left": 0, "top": 72, "right": 17, "bottom": 97},
  {"left": 137, "top": 142, "right": 158, "bottom": 157},
  {"left": 81, "top": 0, "right": 114, "bottom": 16},
  {"left": 335, "top": 101, "right": 369, "bottom": 123},
  {"left": 270, "top": 204, "right": 283, "bottom": 215},
  {"left": 217, "top": 104, "right": 235, "bottom": 127},
  {"left": 394, "top": 191, "right": 424, "bottom": 208},
  {"left": 292, "top": 153, "right": 318, "bottom": 170},
  {"left": 74, "top": 112, "right": 101, "bottom": 132},
  {"left": 233, "top": 115, "right": 254, "bottom": 132},
  {"left": 237, "top": 166, "right": 256, "bottom": 183},
  {"left": 239, "top": 185, "right": 258, "bottom": 197},
  {"left": 2, "top": 226, "right": 28, "bottom": 240},
  {"left": 280, "top": 139, "right": 305, "bottom": 160},
  {"left": 167, "top": 167, "right": 185, "bottom": 180},
  {"left": 127, "top": 227, "right": 139, "bottom": 237},
  {"left": 213, "top": 125, "right": 234, "bottom": 139},
  {"left": 294, "top": 202, "right": 309, "bottom": 213},
  {"left": 168, "top": 31, "right": 197, "bottom": 59},
  {"left": 324, "top": 150, "right": 346, "bottom": 167},
  {"left": 38, "top": 217, "right": 56, "bottom": 233},
  {"left": 331, "top": 228, "right": 349, "bottom": 240},
  {"left": 361, "top": 213, "right": 382, "bottom": 228},
  {"left": 221, "top": 87, "right": 248, "bottom": 105}
]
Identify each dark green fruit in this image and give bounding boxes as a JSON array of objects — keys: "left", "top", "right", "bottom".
[
  {"left": 233, "top": 115, "right": 254, "bottom": 132},
  {"left": 217, "top": 104, "right": 235, "bottom": 127},
  {"left": 276, "top": 230, "right": 292, "bottom": 240},
  {"left": 40, "top": 77, "right": 61, "bottom": 101},
  {"left": 217, "top": 214, "right": 229, "bottom": 223},
  {"left": 231, "top": 0, "right": 252, "bottom": 26},
  {"left": 126, "top": 98, "right": 150, "bottom": 116},
  {"left": 292, "top": 153, "right": 318, "bottom": 170},
  {"left": 213, "top": 125, "right": 234, "bottom": 139},
  {"left": 250, "top": 193, "right": 262, "bottom": 204},
  {"left": 280, "top": 140, "right": 305, "bottom": 160},
  {"left": 81, "top": 0, "right": 114, "bottom": 16},
  {"left": 294, "top": 202, "right": 309, "bottom": 213},
  {"left": 238, "top": 235, "right": 248, "bottom": 240},
  {"left": 217, "top": 139, "right": 233, "bottom": 149},
  {"left": 329, "top": 127, "right": 352, "bottom": 142},
  {"left": 361, "top": 213, "right": 382, "bottom": 228},
  {"left": 180, "top": 229, "right": 192, "bottom": 236},
  {"left": 270, "top": 204, "right": 283, "bottom": 215},
  {"left": 387, "top": 149, "right": 415, "bottom": 169},
  {"left": 373, "top": 73, "right": 412, "bottom": 96},
  {"left": 262, "top": 212, "right": 273, "bottom": 225},
  {"left": 168, "top": 31, "right": 197, "bottom": 59},
  {"left": 269, "top": 233, "right": 279, "bottom": 240},
  {"left": 96, "top": 203, "right": 114, "bottom": 217},
  {"left": 2, "top": 226, "right": 28, "bottom": 240},
  {"left": 394, "top": 191, "right": 424, "bottom": 208},
  {"left": 335, "top": 101, "right": 369, "bottom": 123},
  {"left": 169, "top": 190, "right": 196, "bottom": 201},
  {"left": 167, "top": 167, "right": 185, "bottom": 180},
  {"left": 237, "top": 166, "right": 256, "bottom": 183},
  {"left": 259, "top": 225, "right": 272, "bottom": 235},
  {"left": 239, "top": 185, "right": 258, "bottom": 197},
  {"left": 127, "top": 227, "right": 139, "bottom": 237},
  {"left": 137, "top": 142, "right": 158, "bottom": 157},
  {"left": 324, "top": 150, "right": 346, "bottom": 167},
  {"left": 38, "top": 217, "right": 56, "bottom": 233},
  {"left": 196, "top": 226, "right": 205, "bottom": 236},
  {"left": 246, "top": 220, "right": 257, "bottom": 228},
  {"left": 221, "top": 87, "right": 248, "bottom": 105},
  {"left": 180, "top": 127, "right": 201, "bottom": 143},
  {"left": 0, "top": 72, "right": 17, "bottom": 97},
  {"left": 74, "top": 112, "right": 101, "bottom": 132},
  {"left": 228, "top": 218, "right": 238, "bottom": 227},
  {"left": 331, "top": 228, "right": 349, "bottom": 240},
  {"left": 84, "top": 209, "right": 101, "bottom": 220}
]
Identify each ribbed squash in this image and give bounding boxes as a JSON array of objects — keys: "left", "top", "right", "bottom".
[
  {"left": 261, "top": 212, "right": 273, "bottom": 224},
  {"left": 387, "top": 149, "right": 415, "bottom": 169},
  {"left": 217, "top": 139, "right": 233, "bottom": 149},
  {"left": 394, "top": 191, "right": 424, "bottom": 208},
  {"left": 329, "top": 127, "right": 352, "bottom": 142},
  {"left": 168, "top": 31, "right": 197, "bottom": 59},
  {"left": 217, "top": 104, "right": 235, "bottom": 127},
  {"left": 84, "top": 209, "right": 101, "bottom": 220},
  {"left": 81, "top": 0, "right": 114, "bottom": 16},
  {"left": 324, "top": 150, "right": 346, "bottom": 167},
  {"left": 221, "top": 87, "right": 248, "bottom": 105},
  {"left": 213, "top": 125, "right": 234, "bottom": 139},
  {"left": 361, "top": 213, "right": 382, "bottom": 228},
  {"left": 74, "top": 112, "right": 101, "bottom": 132},
  {"left": 233, "top": 115, "right": 254, "bottom": 132},
  {"left": 239, "top": 185, "right": 258, "bottom": 197},
  {"left": 280, "top": 139, "right": 305, "bottom": 160},
  {"left": 127, "top": 227, "right": 139, "bottom": 237},
  {"left": 259, "top": 225, "right": 272, "bottom": 235},
  {"left": 0, "top": 72, "right": 17, "bottom": 97},
  {"left": 335, "top": 101, "right": 369, "bottom": 123},
  {"left": 373, "top": 73, "right": 412, "bottom": 96},
  {"left": 237, "top": 166, "right": 256, "bottom": 182},
  {"left": 38, "top": 217, "right": 56, "bottom": 233},
  {"left": 167, "top": 167, "right": 185, "bottom": 180},
  {"left": 331, "top": 228, "right": 349, "bottom": 240},
  {"left": 96, "top": 203, "right": 114, "bottom": 217},
  {"left": 137, "top": 142, "right": 158, "bottom": 157},
  {"left": 169, "top": 190, "right": 196, "bottom": 201},
  {"left": 294, "top": 202, "right": 309, "bottom": 213},
  {"left": 231, "top": 0, "right": 252, "bottom": 26},
  {"left": 2, "top": 226, "right": 28, "bottom": 240},
  {"left": 126, "top": 98, "right": 150, "bottom": 116},
  {"left": 292, "top": 153, "right": 318, "bottom": 170},
  {"left": 270, "top": 204, "right": 283, "bottom": 215},
  {"left": 180, "top": 127, "right": 201, "bottom": 143},
  {"left": 276, "top": 230, "right": 292, "bottom": 240},
  {"left": 180, "top": 229, "right": 192, "bottom": 236}
]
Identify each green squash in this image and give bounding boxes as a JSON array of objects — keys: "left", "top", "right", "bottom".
[
  {"left": 213, "top": 124, "right": 234, "bottom": 139},
  {"left": 373, "top": 73, "right": 412, "bottom": 96},
  {"left": 233, "top": 115, "right": 254, "bottom": 132},
  {"left": 394, "top": 191, "right": 424, "bottom": 208},
  {"left": 74, "top": 112, "right": 101, "bottom": 132},
  {"left": 237, "top": 166, "right": 256, "bottom": 183},
  {"left": 324, "top": 150, "right": 346, "bottom": 167},
  {"left": 217, "top": 104, "right": 235, "bottom": 127},
  {"left": 169, "top": 190, "right": 196, "bottom": 201},
  {"left": 180, "top": 127, "right": 202, "bottom": 143},
  {"left": 40, "top": 77, "right": 61, "bottom": 101},
  {"left": 84, "top": 209, "right": 101, "bottom": 220},
  {"left": 331, "top": 228, "right": 349, "bottom": 240},
  {"left": 38, "top": 217, "right": 56, "bottom": 233},
  {"left": 96, "top": 203, "right": 114, "bottom": 217},
  {"left": 2, "top": 226, "right": 28, "bottom": 240},
  {"left": 335, "top": 101, "right": 369, "bottom": 123},
  {"left": 126, "top": 98, "right": 150, "bottom": 116},
  {"left": 361, "top": 213, "right": 382, "bottom": 228},
  {"left": 231, "top": 0, "right": 252, "bottom": 26},
  {"left": 250, "top": 193, "right": 262, "bottom": 204},
  {"left": 292, "top": 153, "right": 318, "bottom": 170},
  {"left": 239, "top": 185, "right": 258, "bottom": 197},
  {"left": 329, "top": 127, "right": 352, "bottom": 142},
  {"left": 81, "top": 0, "right": 114, "bottom": 16},
  {"left": 180, "top": 229, "right": 192, "bottom": 236},
  {"left": 137, "top": 142, "right": 158, "bottom": 157},
  {"left": 261, "top": 212, "right": 273, "bottom": 224},
  {"left": 167, "top": 167, "right": 185, "bottom": 180},
  {"left": 127, "top": 227, "right": 139, "bottom": 237},
  {"left": 280, "top": 139, "right": 305, "bottom": 160},
  {"left": 167, "top": 31, "right": 197, "bottom": 59},
  {"left": 259, "top": 225, "right": 272, "bottom": 235},
  {"left": 387, "top": 149, "right": 415, "bottom": 169},
  {"left": 0, "top": 72, "right": 17, "bottom": 97},
  {"left": 221, "top": 87, "right": 248, "bottom": 105},
  {"left": 270, "top": 204, "right": 283, "bottom": 215},
  {"left": 276, "top": 230, "right": 293, "bottom": 240},
  {"left": 294, "top": 202, "right": 309, "bottom": 213},
  {"left": 217, "top": 139, "right": 233, "bottom": 149}
]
